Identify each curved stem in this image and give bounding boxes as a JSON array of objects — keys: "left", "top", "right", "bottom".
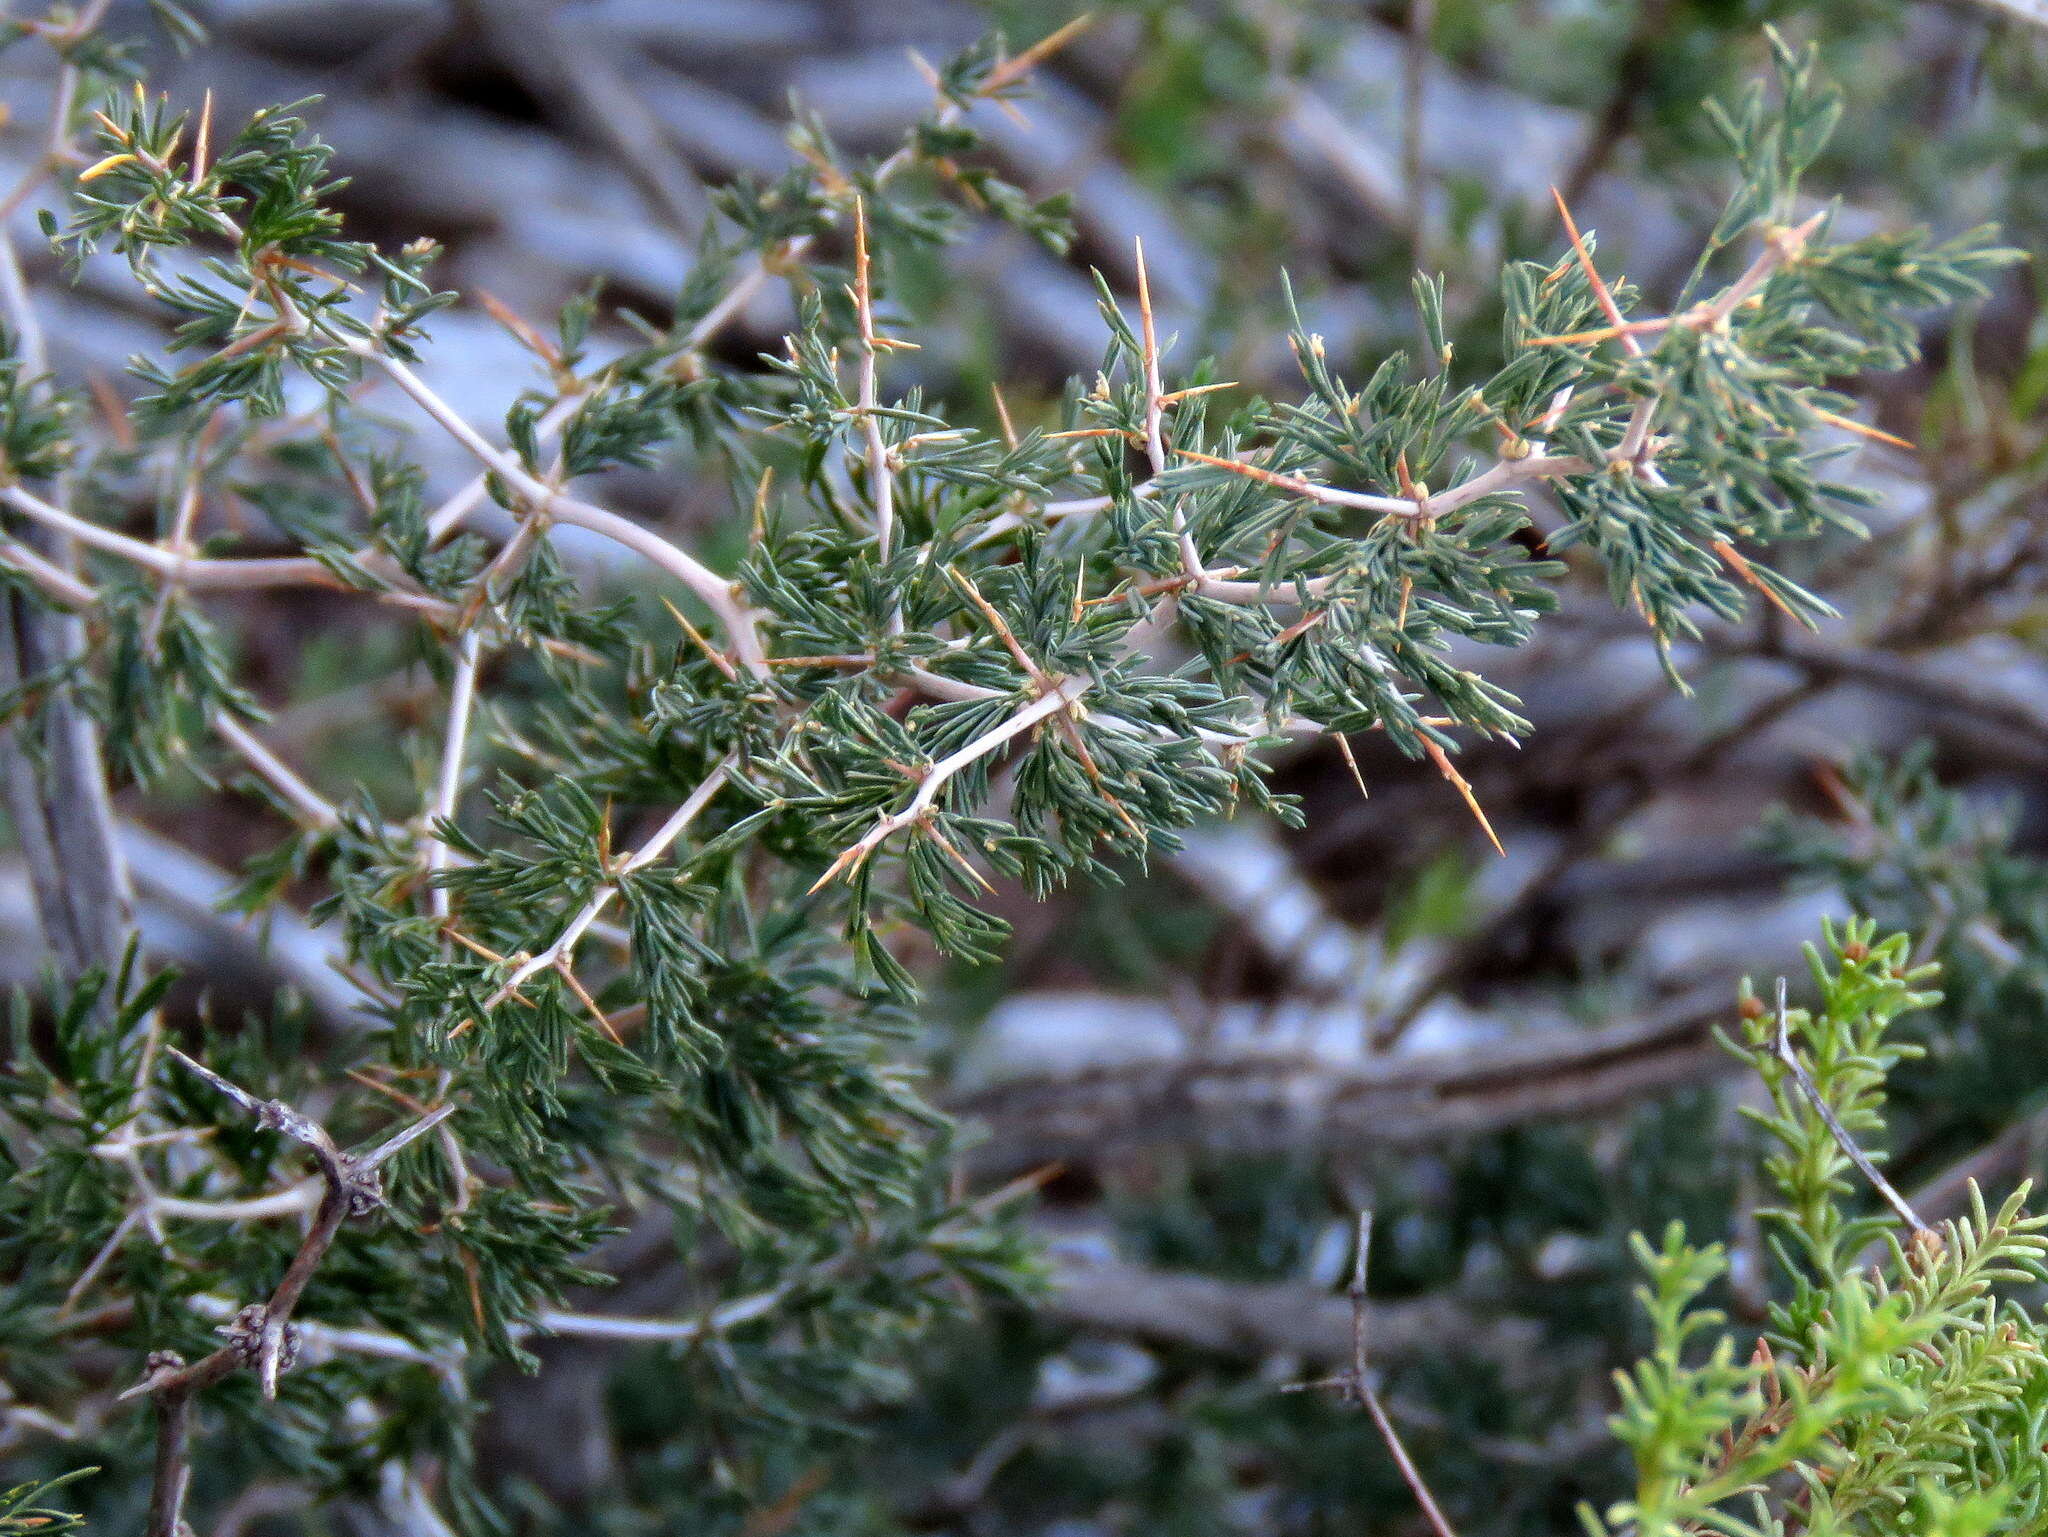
[{"left": 353, "top": 346, "right": 770, "bottom": 679}]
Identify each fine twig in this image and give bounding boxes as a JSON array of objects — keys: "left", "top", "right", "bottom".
[
  {"left": 1287, "top": 1213, "right": 1460, "bottom": 1537},
  {"left": 1771, "top": 976, "right": 1930, "bottom": 1236}
]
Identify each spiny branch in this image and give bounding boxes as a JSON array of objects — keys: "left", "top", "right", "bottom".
[
  {"left": 348, "top": 345, "right": 771, "bottom": 679},
  {"left": 852, "top": 197, "right": 908, "bottom": 637},
  {"left": 482, "top": 753, "right": 737, "bottom": 1009},
  {"left": 129, "top": 1051, "right": 453, "bottom": 1537},
  {"left": 676, "top": 15, "right": 1092, "bottom": 360},
  {"left": 810, "top": 675, "right": 1092, "bottom": 891}
]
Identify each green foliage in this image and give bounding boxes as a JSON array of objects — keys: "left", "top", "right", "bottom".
[
  {"left": 0, "top": 1470, "right": 95, "bottom": 1535},
  {"left": 1738, "top": 925, "right": 1938, "bottom": 1280},
  {"left": 1766, "top": 748, "right": 2048, "bottom": 1144},
  {"left": 0, "top": 3, "right": 2032, "bottom": 1533},
  {"left": 1594, "top": 921, "right": 2048, "bottom": 1537}
]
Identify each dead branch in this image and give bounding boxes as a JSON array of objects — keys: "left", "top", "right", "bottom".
[
  {"left": 1041, "top": 1248, "right": 1543, "bottom": 1373},
  {"left": 128, "top": 1052, "right": 453, "bottom": 1537},
  {"left": 958, "top": 983, "right": 1732, "bottom": 1175}
]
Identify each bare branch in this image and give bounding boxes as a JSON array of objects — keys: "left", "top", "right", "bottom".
[
  {"left": 426, "top": 630, "right": 482, "bottom": 922},
  {"left": 128, "top": 1055, "right": 453, "bottom": 1535},
  {"left": 1285, "top": 1214, "right": 1461, "bottom": 1537},
  {"left": 350, "top": 346, "right": 771, "bottom": 678},
  {"left": 959, "top": 983, "right": 1733, "bottom": 1175},
  {"left": 0, "top": 221, "right": 133, "bottom": 990}
]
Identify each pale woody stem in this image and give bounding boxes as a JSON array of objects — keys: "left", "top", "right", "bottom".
[
  {"left": 212, "top": 713, "right": 343, "bottom": 830},
  {"left": 1187, "top": 452, "right": 1593, "bottom": 605},
  {"left": 816, "top": 676, "right": 1092, "bottom": 888},
  {"left": 677, "top": 94, "right": 968, "bottom": 358},
  {"left": 1611, "top": 211, "right": 1824, "bottom": 471},
  {"left": 426, "top": 630, "right": 482, "bottom": 921},
  {"left": 852, "top": 197, "right": 902, "bottom": 637},
  {"left": 352, "top": 346, "right": 770, "bottom": 679},
  {"left": 487, "top": 754, "right": 736, "bottom": 1005}
]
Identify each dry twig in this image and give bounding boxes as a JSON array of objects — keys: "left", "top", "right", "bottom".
[{"left": 131, "top": 1051, "right": 454, "bottom": 1537}]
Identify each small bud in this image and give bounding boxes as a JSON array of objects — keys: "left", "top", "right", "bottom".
[
  {"left": 1842, "top": 941, "right": 1868, "bottom": 962},
  {"left": 221, "top": 1303, "right": 268, "bottom": 1361},
  {"left": 1908, "top": 1227, "right": 1947, "bottom": 1270},
  {"left": 118, "top": 1348, "right": 190, "bottom": 1402},
  {"left": 345, "top": 1161, "right": 384, "bottom": 1217},
  {"left": 1739, "top": 995, "right": 1766, "bottom": 1021}
]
